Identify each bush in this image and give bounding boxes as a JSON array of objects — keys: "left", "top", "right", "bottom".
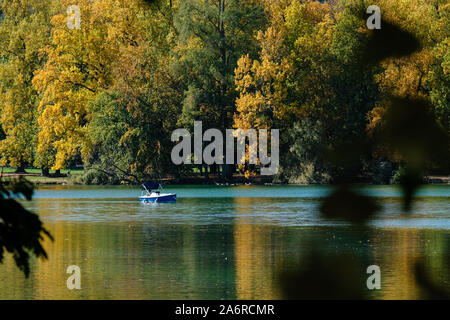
[
  {"left": 74, "top": 168, "right": 118, "bottom": 185},
  {"left": 364, "top": 160, "right": 394, "bottom": 185},
  {"left": 274, "top": 120, "right": 332, "bottom": 184}
]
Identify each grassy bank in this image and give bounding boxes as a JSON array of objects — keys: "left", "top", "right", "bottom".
[
  {"left": 1, "top": 167, "right": 273, "bottom": 185},
  {"left": 1, "top": 167, "right": 448, "bottom": 186},
  {"left": 1, "top": 167, "right": 84, "bottom": 185},
  {"left": 1, "top": 168, "right": 83, "bottom": 175}
]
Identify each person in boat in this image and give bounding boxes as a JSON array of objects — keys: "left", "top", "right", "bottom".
[
  {"left": 140, "top": 181, "right": 176, "bottom": 202},
  {"left": 147, "top": 190, "right": 160, "bottom": 195},
  {"left": 143, "top": 182, "right": 162, "bottom": 196}
]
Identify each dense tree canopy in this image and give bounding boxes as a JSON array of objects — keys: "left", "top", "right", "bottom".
[
  {"left": 235, "top": 0, "right": 448, "bottom": 182},
  {"left": 0, "top": 177, "right": 52, "bottom": 277},
  {"left": 173, "top": 0, "right": 266, "bottom": 131},
  {"left": 0, "top": 1, "right": 53, "bottom": 170},
  {"left": 0, "top": 0, "right": 447, "bottom": 183}
]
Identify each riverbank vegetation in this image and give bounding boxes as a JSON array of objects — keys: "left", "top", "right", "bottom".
[{"left": 0, "top": 0, "right": 448, "bottom": 185}]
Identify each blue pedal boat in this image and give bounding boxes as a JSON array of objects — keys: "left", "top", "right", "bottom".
[{"left": 139, "top": 182, "right": 176, "bottom": 203}]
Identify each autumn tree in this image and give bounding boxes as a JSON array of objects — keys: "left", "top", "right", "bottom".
[
  {"left": 174, "top": 0, "right": 265, "bottom": 128},
  {"left": 235, "top": 0, "right": 381, "bottom": 182},
  {"left": 0, "top": 0, "right": 53, "bottom": 172},
  {"left": 83, "top": 0, "right": 183, "bottom": 183},
  {"left": 172, "top": 0, "right": 266, "bottom": 177},
  {"left": 366, "top": 0, "right": 449, "bottom": 173},
  {"left": 33, "top": 0, "right": 148, "bottom": 171}
]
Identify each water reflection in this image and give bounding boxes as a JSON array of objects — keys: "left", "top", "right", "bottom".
[
  {"left": 0, "top": 185, "right": 449, "bottom": 299},
  {"left": 233, "top": 197, "right": 283, "bottom": 299}
]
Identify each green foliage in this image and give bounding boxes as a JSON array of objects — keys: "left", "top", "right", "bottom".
[
  {"left": 0, "top": 178, "right": 52, "bottom": 277},
  {"left": 391, "top": 166, "right": 408, "bottom": 184},
  {"left": 0, "top": 0, "right": 447, "bottom": 298},
  {"left": 275, "top": 119, "right": 331, "bottom": 184},
  {"left": 86, "top": 92, "right": 136, "bottom": 183},
  {"left": 0, "top": 0, "right": 447, "bottom": 185},
  {"left": 234, "top": 0, "right": 384, "bottom": 180},
  {"left": 363, "top": 160, "right": 393, "bottom": 185},
  {"left": 174, "top": 0, "right": 266, "bottom": 130},
  {"left": 280, "top": 248, "right": 369, "bottom": 299},
  {"left": 74, "top": 168, "right": 116, "bottom": 185}
]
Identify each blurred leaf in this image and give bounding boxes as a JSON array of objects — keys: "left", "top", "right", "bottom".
[
  {"left": 320, "top": 185, "right": 381, "bottom": 224},
  {"left": 280, "top": 248, "right": 368, "bottom": 299},
  {"left": 395, "top": 166, "right": 424, "bottom": 212},
  {"left": 377, "top": 97, "right": 449, "bottom": 210},
  {"left": 0, "top": 178, "right": 53, "bottom": 277},
  {"left": 323, "top": 135, "right": 372, "bottom": 183},
  {"left": 362, "top": 19, "right": 421, "bottom": 66},
  {"left": 381, "top": 97, "right": 449, "bottom": 168},
  {"left": 9, "top": 177, "right": 35, "bottom": 201},
  {"left": 415, "top": 259, "right": 450, "bottom": 300}
]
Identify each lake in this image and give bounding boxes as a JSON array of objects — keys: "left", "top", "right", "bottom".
[{"left": 1, "top": 184, "right": 449, "bottom": 299}]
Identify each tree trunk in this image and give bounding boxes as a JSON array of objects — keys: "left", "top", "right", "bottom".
[
  {"left": 15, "top": 163, "right": 26, "bottom": 173},
  {"left": 55, "top": 169, "right": 61, "bottom": 177},
  {"left": 42, "top": 168, "right": 50, "bottom": 176},
  {"left": 222, "top": 164, "right": 234, "bottom": 180}
]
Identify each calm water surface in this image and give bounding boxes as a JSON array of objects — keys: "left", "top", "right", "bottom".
[{"left": 1, "top": 185, "right": 449, "bottom": 299}]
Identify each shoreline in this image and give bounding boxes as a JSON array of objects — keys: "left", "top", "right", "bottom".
[{"left": 1, "top": 172, "right": 449, "bottom": 186}]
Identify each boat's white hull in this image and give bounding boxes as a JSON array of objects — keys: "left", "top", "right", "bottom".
[{"left": 139, "top": 193, "right": 176, "bottom": 203}]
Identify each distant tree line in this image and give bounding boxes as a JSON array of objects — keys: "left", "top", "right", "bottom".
[{"left": 0, "top": 0, "right": 448, "bottom": 184}]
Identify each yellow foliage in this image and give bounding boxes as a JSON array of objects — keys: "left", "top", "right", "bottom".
[
  {"left": 32, "top": 0, "right": 148, "bottom": 169},
  {"left": 0, "top": 0, "right": 52, "bottom": 167}
]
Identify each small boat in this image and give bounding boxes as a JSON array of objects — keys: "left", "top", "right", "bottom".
[{"left": 139, "top": 182, "right": 176, "bottom": 203}]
